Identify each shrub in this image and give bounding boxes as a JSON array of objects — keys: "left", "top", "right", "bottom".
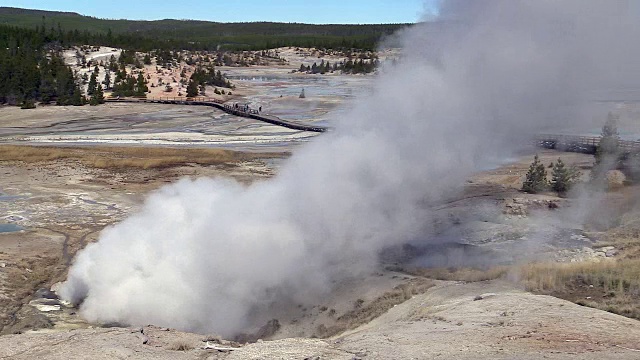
[
  {"left": 606, "top": 170, "right": 626, "bottom": 190},
  {"left": 168, "top": 340, "right": 193, "bottom": 351},
  {"left": 20, "top": 100, "right": 36, "bottom": 109}
]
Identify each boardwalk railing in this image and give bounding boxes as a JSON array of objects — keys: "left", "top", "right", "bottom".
[
  {"left": 105, "top": 96, "right": 328, "bottom": 133},
  {"left": 535, "top": 134, "right": 640, "bottom": 155}
]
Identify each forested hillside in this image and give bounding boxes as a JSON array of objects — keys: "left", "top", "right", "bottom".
[
  {"left": 0, "top": 25, "right": 84, "bottom": 106},
  {"left": 0, "top": 7, "right": 410, "bottom": 50},
  {"left": 0, "top": 7, "right": 403, "bottom": 106}
]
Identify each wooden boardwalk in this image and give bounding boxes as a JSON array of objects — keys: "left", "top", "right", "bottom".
[
  {"left": 106, "top": 98, "right": 640, "bottom": 155},
  {"left": 535, "top": 134, "right": 640, "bottom": 155},
  {"left": 105, "top": 97, "right": 328, "bottom": 133}
]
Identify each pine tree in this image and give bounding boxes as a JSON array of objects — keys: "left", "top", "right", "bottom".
[
  {"left": 96, "top": 84, "right": 105, "bottom": 103},
  {"left": 114, "top": 68, "right": 125, "bottom": 83},
  {"left": 38, "top": 76, "right": 56, "bottom": 104},
  {"left": 135, "top": 73, "right": 148, "bottom": 96},
  {"left": 108, "top": 55, "right": 118, "bottom": 72},
  {"left": 20, "top": 99, "right": 36, "bottom": 109},
  {"left": 103, "top": 71, "right": 111, "bottom": 90},
  {"left": 550, "top": 159, "right": 580, "bottom": 194},
  {"left": 592, "top": 112, "right": 621, "bottom": 181},
  {"left": 90, "top": 84, "right": 105, "bottom": 105},
  {"left": 522, "top": 154, "right": 548, "bottom": 193},
  {"left": 186, "top": 79, "right": 198, "bottom": 97},
  {"left": 70, "top": 86, "right": 84, "bottom": 106},
  {"left": 595, "top": 112, "right": 620, "bottom": 165},
  {"left": 87, "top": 72, "right": 98, "bottom": 95}
]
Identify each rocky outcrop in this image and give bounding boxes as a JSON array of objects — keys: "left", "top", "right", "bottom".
[{"left": 503, "top": 197, "right": 562, "bottom": 217}]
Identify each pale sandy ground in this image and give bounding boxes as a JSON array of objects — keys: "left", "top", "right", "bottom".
[
  {"left": 11, "top": 130, "right": 313, "bottom": 147},
  {"left": 63, "top": 46, "right": 122, "bottom": 66},
  {"left": 332, "top": 280, "right": 640, "bottom": 359},
  {"left": 0, "top": 102, "right": 165, "bottom": 128},
  {"left": 0, "top": 103, "right": 318, "bottom": 150}
]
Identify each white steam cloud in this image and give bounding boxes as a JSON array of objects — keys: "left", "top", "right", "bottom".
[{"left": 60, "top": 1, "right": 640, "bottom": 336}]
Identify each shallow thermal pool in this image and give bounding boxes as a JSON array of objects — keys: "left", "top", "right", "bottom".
[{"left": 0, "top": 223, "right": 24, "bottom": 233}]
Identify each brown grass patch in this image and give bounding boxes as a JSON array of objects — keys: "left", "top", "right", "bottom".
[
  {"left": 168, "top": 340, "right": 194, "bottom": 351},
  {"left": 314, "top": 278, "right": 434, "bottom": 338},
  {"left": 405, "top": 266, "right": 509, "bottom": 282},
  {"left": 5, "top": 256, "right": 60, "bottom": 300},
  {"left": 595, "top": 217, "right": 640, "bottom": 259},
  {"left": 517, "top": 259, "right": 640, "bottom": 319},
  {"left": 519, "top": 260, "right": 640, "bottom": 294},
  {"left": 0, "top": 146, "right": 70, "bottom": 162},
  {"left": 405, "top": 260, "right": 639, "bottom": 320},
  {"left": 1, "top": 256, "right": 60, "bottom": 334},
  {"left": 0, "top": 145, "right": 286, "bottom": 170}
]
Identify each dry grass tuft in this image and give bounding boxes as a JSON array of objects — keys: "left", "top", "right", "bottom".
[
  {"left": 606, "top": 170, "right": 626, "bottom": 190},
  {"left": 519, "top": 260, "right": 640, "bottom": 293},
  {"left": 518, "top": 259, "right": 640, "bottom": 319},
  {"left": 0, "top": 145, "right": 286, "bottom": 170},
  {"left": 596, "top": 219, "right": 640, "bottom": 259},
  {"left": 0, "top": 146, "right": 70, "bottom": 162},
  {"left": 402, "top": 245, "right": 640, "bottom": 320},
  {"left": 168, "top": 340, "right": 194, "bottom": 351},
  {"left": 314, "top": 279, "right": 434, "bottom": 338},
  {"left": 1, "top": 256, "right": 59, "bottom": 334},
  {"left": 5, "top": 257, "right": 59, "bottom": 300},
  {"left": 406, "top": 266, "right": 509, "bottom": 282}
]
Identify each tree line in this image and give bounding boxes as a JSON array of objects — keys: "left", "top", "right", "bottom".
[
  {"left": 0, "top": 24, "right": 86, "bottom": 106},
  {"left": 0, "top": 7, "right": 409, "bottom": 51},
  {"left": 187, "top": 66, "right": 233, "bottom": 97},
  {"left": 298, "top": 58, "right": 379, "bottom": 74},
  {"left": 522, "top": 155, "right": 581, "bottom": 195},
  {"left": 0, "top": 11, "right": 388, "bottom": 107}
]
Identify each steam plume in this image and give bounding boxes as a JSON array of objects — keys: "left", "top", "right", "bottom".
[{"left": 60, "top": 1, "right": 640, "bottom": 336}]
